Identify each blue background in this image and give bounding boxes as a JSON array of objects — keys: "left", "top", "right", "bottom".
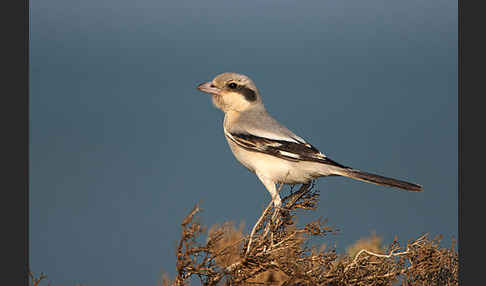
[{"left": 30, "top": 0, "right": 457, "bottom": 285}]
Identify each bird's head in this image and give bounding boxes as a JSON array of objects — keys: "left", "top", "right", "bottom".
[{"left": 197, "top": 72, "right": 262, "bottom": 112}]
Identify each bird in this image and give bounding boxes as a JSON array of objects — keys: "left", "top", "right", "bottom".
[{"left": 197, "top": 72, "right": 423, "bottom": 211}]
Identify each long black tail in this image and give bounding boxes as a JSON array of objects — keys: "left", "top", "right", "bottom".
[{"left": 334, "top": 168, "right": 423, "bottom": 192}]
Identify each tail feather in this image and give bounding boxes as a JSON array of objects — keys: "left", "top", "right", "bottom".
[{"left": 333, "top": 168, "right": 423, "bottom": 192}]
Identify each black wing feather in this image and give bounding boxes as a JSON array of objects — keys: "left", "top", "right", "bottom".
[{"left": 227, "top": 132, "right": 348, "bottom": 169}]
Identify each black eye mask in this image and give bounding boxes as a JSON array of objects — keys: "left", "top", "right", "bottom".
[
  {"left": 238, "top": 86, "right": 257, "bottom": 102},
  {"left": 227, "top": 83, "right": 257, "bottom": 102}
]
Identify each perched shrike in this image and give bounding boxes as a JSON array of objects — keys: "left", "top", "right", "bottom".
[{"left": 197, "top": 72, "right": 423, "bottom": 209}]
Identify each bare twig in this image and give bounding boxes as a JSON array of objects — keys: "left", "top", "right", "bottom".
[{"left": 246, "top": 200, "right": 274, "bottom": 255}]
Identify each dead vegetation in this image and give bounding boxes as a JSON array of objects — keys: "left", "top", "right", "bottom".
[
  {"left": 164, "top": 183, "right": 458, "bottom": 286},
  {"left": 29, "top": 183, "right": 458, "bottom": 286}
]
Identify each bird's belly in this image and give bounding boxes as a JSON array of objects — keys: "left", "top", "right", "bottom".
[{"left": 226, "top": 139, "right": 316, "bottom": 184}]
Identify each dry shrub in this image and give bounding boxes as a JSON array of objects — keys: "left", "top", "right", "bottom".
[
  {"left": 346, "top": 232, "right": 384, "bottom": 258},
  {"left": 208, "top": 221, "right": 289, "bottom": 285},
  {"left": 208, "top": 222, "right": 245, "bottom": 268},
  {"left": 30, "top": 183, "right": 457, "bottom": 286},
  {"left": 169, "top": 183, "right": 458, "bottom": 286}
]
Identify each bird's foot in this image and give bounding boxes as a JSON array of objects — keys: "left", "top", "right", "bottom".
[
  {"left": 271, "top": 204, "right": 291, "bottom": 225},
  {"left": 271, "top": 207, "right": 281, "bottom": 223},
  {"left": 271, "top": 197, "right": 283, "bottom": 221}
]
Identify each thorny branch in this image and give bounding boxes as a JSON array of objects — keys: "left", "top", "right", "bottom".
[{"left": 167, "top": 183, "right": 458, "bottom": 286}]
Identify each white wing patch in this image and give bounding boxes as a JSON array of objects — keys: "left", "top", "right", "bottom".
[
  {"left": 277, "top": 150, "right": 302, "bottom": 159},
  {"left": 315, "top": 151, "right": 327, "bottom": 158}
]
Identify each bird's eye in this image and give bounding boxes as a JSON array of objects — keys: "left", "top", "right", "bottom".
[{"left": 227, "top": 82, "right": 238, "bottom": 89}]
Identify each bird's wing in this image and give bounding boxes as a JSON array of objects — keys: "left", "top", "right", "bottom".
[
  {"left": 230, "top": 108, "right": 307, "bottom": 144},
  {"left": 224, "top": 130, "right": 348, "bottom": 168}
]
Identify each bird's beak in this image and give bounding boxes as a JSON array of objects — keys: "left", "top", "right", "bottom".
[{"left": 197, "top": 82, "right": 221, "bottom": 95}]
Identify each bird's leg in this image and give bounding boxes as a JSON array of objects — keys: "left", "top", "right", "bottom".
[
  {"left": 256, "top": 174, "right": 282, "bottom": 222},
  {"left": 271, "top": 191, "right": 282, "bottom": 223},
  {"left": 271, "top": 192, "right": 283, "bottom": 224},
  {"left": 274, "top": 183, "right": 288, "bottom": 220}
]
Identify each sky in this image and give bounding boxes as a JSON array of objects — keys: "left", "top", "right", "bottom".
[{"left": 30, "top": 0, "right": 457, "bottom": 285}]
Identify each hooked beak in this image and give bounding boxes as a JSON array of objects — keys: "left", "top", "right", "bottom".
[{"left": 197, "top": 82, "right": 221, "bottom": 95}]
